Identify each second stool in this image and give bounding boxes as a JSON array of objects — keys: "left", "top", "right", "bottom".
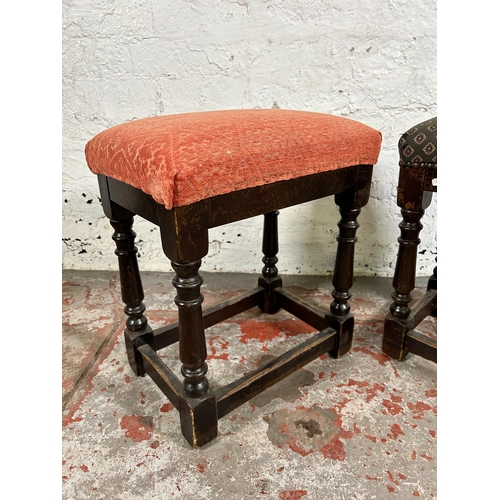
[{"left": 382, "top": 117, "right": 437, "bottom": 363}]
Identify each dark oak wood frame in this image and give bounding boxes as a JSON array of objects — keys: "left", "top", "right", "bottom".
[
  {"left": 382, "top": 163, "right": 437, "bottom": 363},
  {"left": 98, "top": 163, "right": 373, "bottom": 448}
]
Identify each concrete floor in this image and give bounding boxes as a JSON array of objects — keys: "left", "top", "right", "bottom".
[{"left": 62, "top": 270, "right": 437, "bottom": 499}]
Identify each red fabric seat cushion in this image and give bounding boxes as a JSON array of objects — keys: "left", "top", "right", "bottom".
[{"left": 85, "top": 109, "right": 382, "bottom": 209}]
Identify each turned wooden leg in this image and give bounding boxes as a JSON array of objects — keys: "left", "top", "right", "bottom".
[
  {"left": 382, "top": 208, "right": 425, "bottom": 360},
  {"left": 329, "top": 206, "right": 361, "bottom": 358},
  {"left": 391, "top": 208, "right": 425, "bottom": 318},
  {"left": 326, "top": 166, "right": 372, "bottom": 357},
  {"left": 171, "top": 260, "right": 217, "bottom": 448},
  {"left": 258, "top": 211, "right": 283, "bottom": 314},
  {"left": 110, "top": 217, "right": 154, "bottom": 376}
]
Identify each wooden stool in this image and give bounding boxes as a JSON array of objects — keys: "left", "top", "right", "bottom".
[
  {"left": 85, "top": 109, "right": 382, "bottom": 448},
  {"left": 382, "top": 117, "right": 437, "bottom": 363}
]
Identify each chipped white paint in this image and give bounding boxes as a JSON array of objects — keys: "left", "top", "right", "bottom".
[{"left": 62, "top": 0, "right": 437, "bottom": 276}]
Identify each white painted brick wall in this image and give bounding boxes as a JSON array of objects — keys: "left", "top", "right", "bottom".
[{"left": 62, "top": 0, "right": 437, "bottom": 277}]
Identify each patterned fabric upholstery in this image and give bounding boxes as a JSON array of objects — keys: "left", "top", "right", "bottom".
[
  {"left": 398, "top": 117, "right": 437, "bottom": 168},
  {"left": 85, "top": 109, "right": 382, "bottom": 209}
]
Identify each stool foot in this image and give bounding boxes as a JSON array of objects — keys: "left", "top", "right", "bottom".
[
  {"left": 328, "top": 314, "right": 354, "bottom": 358},
  {"left": 179, "top": 389, "right": 218, "bottom": 449},
  {"left": 124, "top": 327, "right": 154, "bottom": 377},
  {"left": 382, "top": 314, "right": 412, "bottom": 360},
  {"left": 111, "top": 217, "right": 154, "bottom": 376}
]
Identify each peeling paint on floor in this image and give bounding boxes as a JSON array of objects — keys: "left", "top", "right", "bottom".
[{"left": 62, "top": 271, "right": 436, "bottom": 499}]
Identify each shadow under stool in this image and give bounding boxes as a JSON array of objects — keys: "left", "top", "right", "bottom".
[
  {"left": 85, "top": 109, "right": 382, "bottom": 448},
  {"left": 382, "top": 117, "right": 437, "bottom": 363}
]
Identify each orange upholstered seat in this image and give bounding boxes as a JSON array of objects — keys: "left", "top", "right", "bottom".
[{"left": 85, "top": 109, "right": 382, "bottom": 209}]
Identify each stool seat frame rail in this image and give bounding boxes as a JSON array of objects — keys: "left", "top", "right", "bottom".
[{"left": 97, "top": 163, "right": 373, "bottom": 448}]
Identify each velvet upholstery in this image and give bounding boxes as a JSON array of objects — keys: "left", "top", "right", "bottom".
[
  {"left": 85, "top": 109, "right": 382, "bottom": 209},
  {"left": 398, "top": 117, "right": 437, "bottom": 168}
]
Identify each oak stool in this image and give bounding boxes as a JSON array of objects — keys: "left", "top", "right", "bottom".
[
  {"left": 85, "top": 109, "right": 382, "bottom": 448},
  {"left": 382, "top": 117, "right": 437, "bottom": 363}
]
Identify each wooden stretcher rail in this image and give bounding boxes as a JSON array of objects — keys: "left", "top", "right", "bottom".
[
  {"left": 276, "top": 288, "right": 333, "bottom": 331},
  {"left": 215, "top": 327, "right": 338, "bottom": 418},
  {"left": 139, "top": 342, "right": 183, "bottom": 410},
  {"left": 153, "top": 287, "right": 264, "bottom": 350},
  {"left": 404, "top": 331, "right": 437, "bottom": 363}
]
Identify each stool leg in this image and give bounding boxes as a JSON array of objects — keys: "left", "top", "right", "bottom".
[
  {"left": 329, "top": 206, "right": 360, "bottom": 358},
  {"left": 382, "top": 208, "right": 425, "bottom": 360},
  {"left": 171, "top": 260, "right": 217, "bottom": 448},
  {"left": 110, "top": 217, "right": 154, "bottom": 376},
  {"left": 258, "top": 211, "right": 283, "bottom": 314},
  {"left": 427, "top": 264, "right": 437, "bottom": 291},
  {"left": 427, "top": 262, "right": 437, "bottom": 317}
]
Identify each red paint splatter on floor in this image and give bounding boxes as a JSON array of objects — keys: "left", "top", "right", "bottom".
[
  {"left": 387, "top": 423, "right": 405, "bottom": 440},
  {"left": 120, "top": 414, "right": 154, "bottom": 442},
  {"left": 352, "top": 346, "right": 389, "bottom": 365},
  {"left": 197, "top": 463, "right": 205, "bottom": 473},
  {"left": 160, "top": 403, "right": 175, "bottom": 412},
  {"left": 332, "top": 396, "right": 352, "bottom": 414},
  {"left": 386, "top": 470, "right": 401, "bottom": 485},
  {"left": 320, "top": 437, "right": 347, "bottom": 460},
  {"left": 387, "top": 484, "right": 396, "bottom": 493},
  {"left": 350, "top": 297, "right": 377, "bottom": 312},
  {"left": 237, "top": 319, "right": 315, "bottom": 344},
  {"left": 413, "top": 491, "right": 421, "bottom": 496},
  {"left": 80, "top": 465, "right": 89, "bottom": 472},
  {"left": 352, "top": 346, "right": 400, "bottom": 377},
  {"left": 365, "top": 383, "right": 385, "bottom": 402},
  {"left": 62, "top": 321, "right": 125, "bottom": 428},
  {"left": 279, "top": 490, "right": 308, "bottom": 500},
  {"left": 365, "top": 434, "right": 377, "bottom": 443},
  {"left": 347, "top": 378, "right": 370, "bottom": 389},
  {"left": 382, "top": 398, "right": 404, "bottom": 416},
  {"left": 206, "top": 336, "right": 230, "bottom": 361},
  {"left": 425, "top": 388, "right": 437, "bottom": 398},
  {"left": 357, "top": 319, "right": 385, "bottom": 336},
  {"left": 407, "top": 401, "right": 435, "bottom": 419}
]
